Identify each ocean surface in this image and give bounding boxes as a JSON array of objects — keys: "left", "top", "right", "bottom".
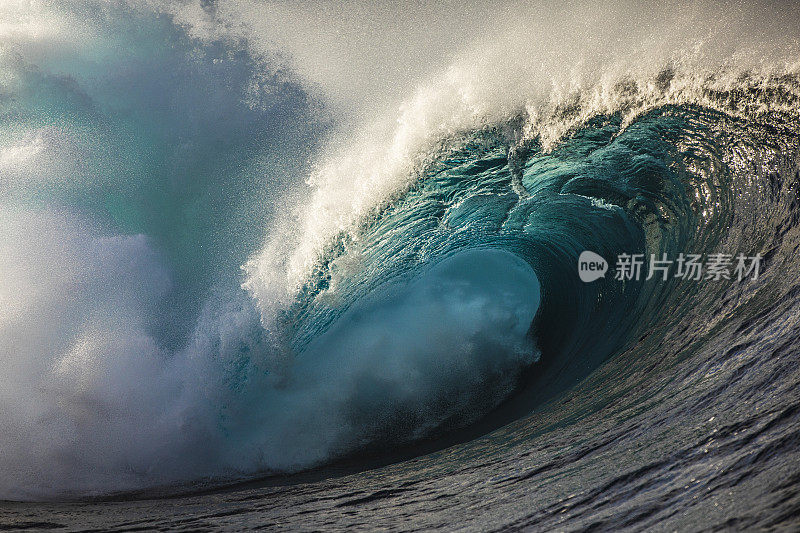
[{"left": 1, "top": 1, "right": 800, "bottom": 530}]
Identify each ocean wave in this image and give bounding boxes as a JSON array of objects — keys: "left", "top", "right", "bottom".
[{"left": 0, "top": 7, "right": 799, "bottom": 530}]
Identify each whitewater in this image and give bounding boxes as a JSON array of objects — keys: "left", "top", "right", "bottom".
[{"left": 1, "top": 0, "right": 800, "bottom": 530}]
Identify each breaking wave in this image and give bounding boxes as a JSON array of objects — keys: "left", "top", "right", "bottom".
[{"left": 1, "top": 6, "right": 799, "bottom": 528}]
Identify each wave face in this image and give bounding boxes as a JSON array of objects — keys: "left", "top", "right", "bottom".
[{"left": 1, "top": 1, "right": 800, "bottom": 529}]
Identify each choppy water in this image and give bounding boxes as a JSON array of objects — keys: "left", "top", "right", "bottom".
[{"left": 1, "top": 1, "right": 800, "bottom": 530}]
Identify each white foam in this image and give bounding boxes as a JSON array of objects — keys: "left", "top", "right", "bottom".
[
  {"left": 233, "top": 0, "right": 800, "bottom": 308},
  {"left": 0, "top": 208, "right": 540, "bottom": 498}
]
